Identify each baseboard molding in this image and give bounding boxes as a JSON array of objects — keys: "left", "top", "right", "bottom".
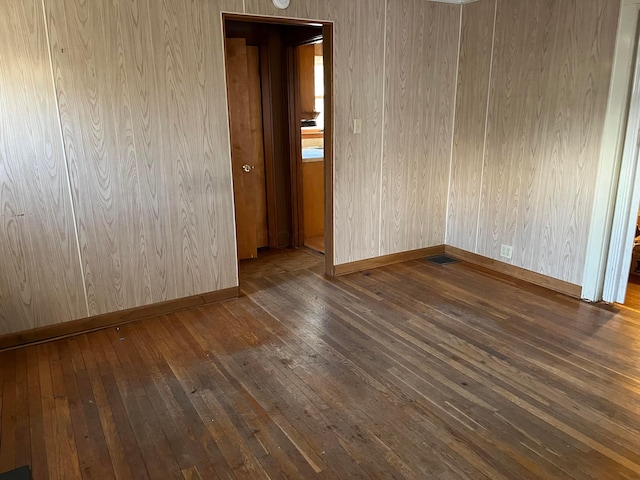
[
  {"left": 334, "top": 245, "right": 446, "bottom": 276},
  {"left": 0, "top": 246, "right": 583, "bottom": 349},
  {"left": 0, "top": 286, "right": 239, "bottom": 351},
  {"left": 444, "top": 246, "right": 582, "bottom": 298}
]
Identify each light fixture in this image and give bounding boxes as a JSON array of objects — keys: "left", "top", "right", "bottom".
[{"left": 272, "top": 0, "right": 290, "bottom": 9}]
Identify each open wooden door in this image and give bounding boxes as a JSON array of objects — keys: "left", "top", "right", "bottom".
[
  {"left": 225, "top": 38, "right": 268, "bottom": 259},
  {"left": 247, "top": 47, "right": 269, "bottom": 249}
]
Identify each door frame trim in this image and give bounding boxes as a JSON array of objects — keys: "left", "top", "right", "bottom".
[
  {"left": 288, "top": 38, "right": 325, "bottom": 252},
  {"left": 581, "top": 1, "right": 640, "bottom": 301},
  {"left": 322, "top": 24, "right": 335, "bottom": 276},
  {"left": 603, "top": 12, "right": 640, "bottom": 303}
]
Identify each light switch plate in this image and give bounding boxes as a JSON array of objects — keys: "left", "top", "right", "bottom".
[{"left": 353, "top": 118, "right": 362, "bottom": 134}]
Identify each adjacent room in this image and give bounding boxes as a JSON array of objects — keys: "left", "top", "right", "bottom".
[{"left": 1, "top": 0, "right": 640, "bottom": 478}]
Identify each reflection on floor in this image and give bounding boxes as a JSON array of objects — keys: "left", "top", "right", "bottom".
[
  {"left": 239, "top": 247, "right": 323, "bottom": 287},
  {"left": 304, "top": 235, "right": 325, "bottom": 254}
]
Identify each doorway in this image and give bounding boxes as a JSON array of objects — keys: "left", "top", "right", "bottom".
[
  {"left": 297, "top": 41, "right": 326, "bottom": 254},
  {"left": 223, "top": 15, "right": 334, "bottom": 277}
]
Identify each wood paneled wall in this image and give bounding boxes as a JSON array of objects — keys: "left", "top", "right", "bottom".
[
  {"left": 448, "top": 0, "right": 619, "bottom": 286},
  {"left": 244, "top": 0, "right": 388, "bottom": 263},
  {"left": 381, "top": 0, "right": 460, "bottom": 255},
  {"left": 447, "top": 0, "right": 496, "bottom": 252},
  {"left": 45, "top": 0, "right": 242, "bottom": 316},
  {"left": 4, "top": 0, "right": 458, "bottom": 335},
  {"left": 2, "top": 0, "right": 619, "bottom": 335},
  {"left": 245, "top": 0, "right": 461, "bottom": 263},
  {"left": 318, "top": 0, "right": 388, "bottom": 263},
  {"left": 0, "top": 0, "right": 87, "bottom": 334},
  {"left": 1, "top": 0, "right": 245, "bottom": 335}
]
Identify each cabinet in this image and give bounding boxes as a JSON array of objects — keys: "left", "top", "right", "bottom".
[{"left": 298, "top": 44, "right": 316, "bottom": 119}]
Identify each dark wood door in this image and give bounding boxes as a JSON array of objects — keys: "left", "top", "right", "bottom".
[{"left": 225, "top": 38, "right": 268, "bottom": 259}]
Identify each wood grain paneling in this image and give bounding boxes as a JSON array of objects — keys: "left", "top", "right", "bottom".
[
  {"left": 146, "top": 0, "right": 240, "bottom": 296},
  {"left": 475, "top": 0, "right": 619, "bottom": 285},
  {"left": 319, "top": 0, "right": 386, "bottom": 265},
  {"left": 6, "top": 0, "right": 616, "bottom": 335},
  {"left": 232, "top": 1, "right": 461, "bottom": 267},
  {"left": 50, "top": 0, "right": 155, "bottom": 314},
  {"left": 447, "top": 0, "right": 496, "bottom": 252},
  {"left": 44, "top": 0, "right": 241, "bottom": 317},
  {"left": 0, "top": 0, "right": 86, "bottom": 333},
  {"left": 380, "top": 0, "right": 460, "bottom": 255}
]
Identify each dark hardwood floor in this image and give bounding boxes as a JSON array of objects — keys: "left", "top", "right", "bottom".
[{"left": 1, "top": 248, "right": 640, "bottom": 479}]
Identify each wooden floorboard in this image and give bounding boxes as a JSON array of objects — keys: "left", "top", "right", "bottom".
[{"left": 2, "top": 248, "right": 640, "bottom": 479}]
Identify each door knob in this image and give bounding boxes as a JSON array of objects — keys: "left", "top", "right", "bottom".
[{"left": 242, "top": 164, "right": 252, "bottom": 173}]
